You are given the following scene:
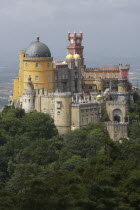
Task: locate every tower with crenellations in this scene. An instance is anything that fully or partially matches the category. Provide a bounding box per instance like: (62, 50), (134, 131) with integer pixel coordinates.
(67, 32), (84, 65)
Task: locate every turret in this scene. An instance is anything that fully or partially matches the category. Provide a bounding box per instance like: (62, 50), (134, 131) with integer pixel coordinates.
(119, 64), (130, 79)
(118, 64), (130, 93)
(22, 76), (35, 113)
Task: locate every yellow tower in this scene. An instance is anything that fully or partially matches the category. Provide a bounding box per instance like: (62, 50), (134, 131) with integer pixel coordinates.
(12, 37), (54, 100)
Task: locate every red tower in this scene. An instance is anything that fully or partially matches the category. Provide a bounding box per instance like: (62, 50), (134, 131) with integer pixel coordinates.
(67, 32), (84, 65)
(119, 64), (130, 79)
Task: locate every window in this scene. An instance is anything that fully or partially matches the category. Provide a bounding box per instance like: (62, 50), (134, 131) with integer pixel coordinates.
(35, 76), (39, 81)
(115, 73), (118, 78)
(35, 63), (39, 68)
(71, 39), (74, 43)
(51, 108), (54, 113)
(51, 98), (54, 104)
(86, 73), (89, 78)
(107, 73), (110, 78)
(47, 63), (50, 68)
(57, 101), (61, 109)
(94, 73), (96, 78)
(43, 108), (47, 113)
(57, 111), (61, 116)
(25, 63), (28, 68)
(36, 84), (38, 87)
(76, 39), (80, 44)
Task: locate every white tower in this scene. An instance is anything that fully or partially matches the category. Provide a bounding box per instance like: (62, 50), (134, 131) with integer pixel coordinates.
(22, 76), (35, 113)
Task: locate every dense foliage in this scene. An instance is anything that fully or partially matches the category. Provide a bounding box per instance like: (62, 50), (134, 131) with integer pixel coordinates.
(0, 106), (139, 209)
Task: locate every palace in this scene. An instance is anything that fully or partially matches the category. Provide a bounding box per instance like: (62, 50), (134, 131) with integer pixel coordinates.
(11, 33), (133, 141)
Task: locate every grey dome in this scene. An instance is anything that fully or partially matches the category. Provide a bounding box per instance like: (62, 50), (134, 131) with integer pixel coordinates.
(25, 38), (51, 58)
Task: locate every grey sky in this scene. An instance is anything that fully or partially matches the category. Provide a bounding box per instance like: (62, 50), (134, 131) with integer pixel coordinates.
(0, 0), (140, 66)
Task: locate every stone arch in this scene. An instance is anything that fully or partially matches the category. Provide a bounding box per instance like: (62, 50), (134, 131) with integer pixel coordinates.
(113, 109), (122, 122)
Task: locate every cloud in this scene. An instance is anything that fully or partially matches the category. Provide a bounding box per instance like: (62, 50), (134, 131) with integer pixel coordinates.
(0, 0), (140, 60)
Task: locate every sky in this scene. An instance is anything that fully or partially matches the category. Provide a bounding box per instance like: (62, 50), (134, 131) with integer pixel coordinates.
(0, 0), (140, 67)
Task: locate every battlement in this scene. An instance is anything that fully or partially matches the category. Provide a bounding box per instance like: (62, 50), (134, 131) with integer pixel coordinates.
(110, 92), (129, 95)
(68, 32), (83, 40)
(48, 92), (72, 98)
(86, 67), (119, 72)
(118, 64), (130, 70)
(72, 93), (97, 104)
(71, 102), (98, 107)
(35, 88), (72, 97)
(107, 101), (126, 105)
(104, 121), (129, 126)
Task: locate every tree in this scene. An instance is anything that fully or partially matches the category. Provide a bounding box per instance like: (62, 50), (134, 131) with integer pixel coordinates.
(62, 123), (112, 159)
(21, 112), (58, 140)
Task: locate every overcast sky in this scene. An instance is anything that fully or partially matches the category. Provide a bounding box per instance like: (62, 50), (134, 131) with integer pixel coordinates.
(0, 0), (140, 67)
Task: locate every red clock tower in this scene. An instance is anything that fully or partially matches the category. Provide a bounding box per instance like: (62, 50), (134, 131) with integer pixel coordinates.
(67, 32), (84, 65)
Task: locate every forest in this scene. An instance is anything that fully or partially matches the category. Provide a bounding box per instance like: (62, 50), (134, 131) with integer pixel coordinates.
(0, 93), (140, 209)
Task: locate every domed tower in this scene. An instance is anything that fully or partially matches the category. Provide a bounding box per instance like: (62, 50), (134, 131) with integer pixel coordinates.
(65, 54), (75, 69)
(73, 54), (82, 68)
(22, 76), (35, 113)
(13, 37), (54, 100)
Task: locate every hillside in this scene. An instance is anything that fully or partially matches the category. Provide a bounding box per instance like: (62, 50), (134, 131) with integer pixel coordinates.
(0, 104), (139, 209)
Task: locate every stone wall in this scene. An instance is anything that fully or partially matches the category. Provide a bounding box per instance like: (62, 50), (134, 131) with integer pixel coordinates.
(105, 122), (128, 141)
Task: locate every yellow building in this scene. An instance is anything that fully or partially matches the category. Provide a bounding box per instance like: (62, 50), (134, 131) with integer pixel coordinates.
(12, 37), (54, 100)
(82, 65), (130, 92)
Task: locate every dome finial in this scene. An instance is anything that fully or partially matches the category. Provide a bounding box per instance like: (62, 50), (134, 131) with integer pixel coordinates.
(37, 36), (40, 41)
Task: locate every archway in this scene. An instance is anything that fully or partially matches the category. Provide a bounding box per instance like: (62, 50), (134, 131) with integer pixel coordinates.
(114, 115), (121, 122)
(113, 109), (122, 122)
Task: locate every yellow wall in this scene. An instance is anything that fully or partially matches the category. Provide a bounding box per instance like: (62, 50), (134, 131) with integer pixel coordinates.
(82, 70), (120, 92)
(118, 80), (127, 93)
(13, 77), (19, 99)
(18, 50), (25, 97)
(13, 51), (54, 99)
